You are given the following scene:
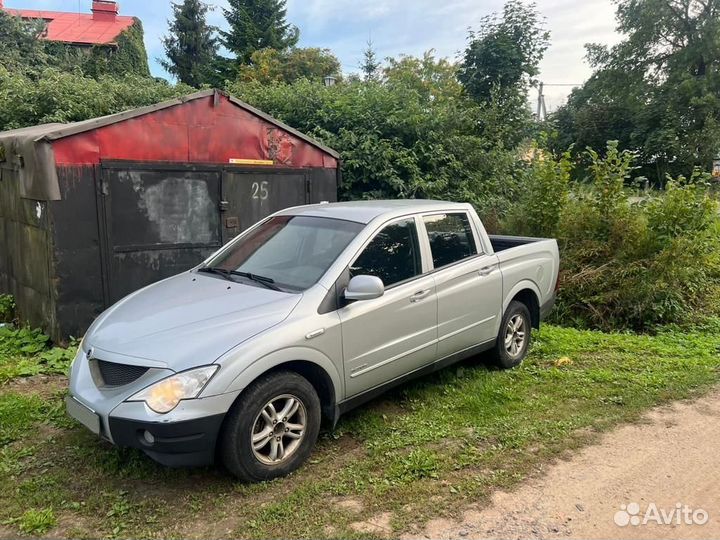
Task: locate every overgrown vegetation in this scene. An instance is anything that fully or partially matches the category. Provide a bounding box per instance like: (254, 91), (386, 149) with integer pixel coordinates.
(0, 326), (75, 384)
(505, 141), (720, 330)
(229, 54), (528, 214)
(0, 68), (193, 130)
(0, 11), (149, 80)
(0, 295), (14, 323)
(1, 318), (719, 538)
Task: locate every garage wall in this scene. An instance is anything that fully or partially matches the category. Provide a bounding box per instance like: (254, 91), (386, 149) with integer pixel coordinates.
(49, 166), (106, 339)
(50, 94), (339, 170)
(0, 166), (57, 337)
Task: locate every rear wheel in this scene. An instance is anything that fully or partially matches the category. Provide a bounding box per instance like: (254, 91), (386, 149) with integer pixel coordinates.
(490, 300), (532, 369)
(220, 371), (321, 482)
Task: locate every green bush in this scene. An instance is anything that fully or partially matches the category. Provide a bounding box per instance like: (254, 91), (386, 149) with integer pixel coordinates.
(227, 56), (530, 215)
(0, 295), (14, 323)
(504, 141), (720, 331)
(504, 142), (571, 237)
(0, 67), (193, 131)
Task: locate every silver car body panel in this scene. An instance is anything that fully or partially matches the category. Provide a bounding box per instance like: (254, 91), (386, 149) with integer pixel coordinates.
(68, 200), (559, 461)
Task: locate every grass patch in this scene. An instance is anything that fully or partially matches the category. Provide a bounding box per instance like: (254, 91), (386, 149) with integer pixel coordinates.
(0, 323), (719, 538)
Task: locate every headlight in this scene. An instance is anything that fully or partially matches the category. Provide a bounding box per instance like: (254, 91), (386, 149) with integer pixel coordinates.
(128, 366), (218, 414)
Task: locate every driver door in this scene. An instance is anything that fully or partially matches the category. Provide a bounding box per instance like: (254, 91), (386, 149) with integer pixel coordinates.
(339, 217), (438, 397)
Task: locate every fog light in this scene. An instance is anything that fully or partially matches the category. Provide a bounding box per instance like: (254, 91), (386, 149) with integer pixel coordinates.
(142, 430), (155, 445)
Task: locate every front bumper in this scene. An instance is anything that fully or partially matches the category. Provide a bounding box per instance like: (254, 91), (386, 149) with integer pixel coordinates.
(67, 346), (240, 468)
(109, 413), (226, 467)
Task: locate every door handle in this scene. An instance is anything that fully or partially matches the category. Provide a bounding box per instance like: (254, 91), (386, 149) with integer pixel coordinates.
(478, 265), (496, 277)
(410, 289), (432, 303)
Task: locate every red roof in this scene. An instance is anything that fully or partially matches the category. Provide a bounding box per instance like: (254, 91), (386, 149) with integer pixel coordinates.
(4, 7), (135, 45)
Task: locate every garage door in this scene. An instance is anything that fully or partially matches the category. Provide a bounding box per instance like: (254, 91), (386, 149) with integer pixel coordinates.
(221, 170), (309, 241)
(101, 166), (222, 303)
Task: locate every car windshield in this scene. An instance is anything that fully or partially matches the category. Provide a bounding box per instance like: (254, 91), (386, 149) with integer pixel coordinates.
(203, 215), (364, 292)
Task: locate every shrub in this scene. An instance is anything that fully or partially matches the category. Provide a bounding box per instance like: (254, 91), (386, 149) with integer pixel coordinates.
(504, 142), (571, 237)
(0, 67), (193, 131)
(504, 142), (720, 330)
(0, 295), (14, 323)
(227, 56), (530, 216)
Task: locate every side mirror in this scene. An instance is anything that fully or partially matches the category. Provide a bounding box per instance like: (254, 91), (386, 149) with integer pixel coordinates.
(344, 275), (385, 302)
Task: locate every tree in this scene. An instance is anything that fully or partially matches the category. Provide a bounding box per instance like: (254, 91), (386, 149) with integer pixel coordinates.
(360, 39), (381, 81)
(0, 11), (48, 73)
(161, 0), (218, 87)
(459, 0), (549, 103)
(237, 47), (341, 84)
(383, 51), (464, 103)
(227, 52), (532, 210)
(552, 0), (720, 182)
(220, 0), (299, 67)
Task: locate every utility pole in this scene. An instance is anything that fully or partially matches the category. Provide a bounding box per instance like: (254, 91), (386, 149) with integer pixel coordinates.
(536, 82), (547, 121)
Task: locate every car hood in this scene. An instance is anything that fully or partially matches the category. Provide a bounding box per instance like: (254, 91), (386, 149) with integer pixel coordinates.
(85, 272), (302, 372)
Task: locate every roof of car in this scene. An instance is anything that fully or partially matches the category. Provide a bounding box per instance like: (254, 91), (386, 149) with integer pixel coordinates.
(276, 200), (473, 224)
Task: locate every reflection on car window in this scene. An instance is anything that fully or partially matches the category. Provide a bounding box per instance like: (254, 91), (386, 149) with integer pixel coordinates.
(206, 216), (363, 291)
(350, 219), (421, 287)
(423, 213), (477, 268)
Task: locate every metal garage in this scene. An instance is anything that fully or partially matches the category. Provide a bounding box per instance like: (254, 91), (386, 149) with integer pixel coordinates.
(0, 89), (340, 340)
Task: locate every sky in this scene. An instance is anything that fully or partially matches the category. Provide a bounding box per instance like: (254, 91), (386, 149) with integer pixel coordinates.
(5, 0), (622, 111)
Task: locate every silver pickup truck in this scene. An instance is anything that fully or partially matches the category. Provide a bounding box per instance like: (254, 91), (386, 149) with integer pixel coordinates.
(67, 200), (559, 481)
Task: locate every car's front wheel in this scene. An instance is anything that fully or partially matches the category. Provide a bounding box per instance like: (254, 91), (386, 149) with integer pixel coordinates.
(219, 371), (321, 482)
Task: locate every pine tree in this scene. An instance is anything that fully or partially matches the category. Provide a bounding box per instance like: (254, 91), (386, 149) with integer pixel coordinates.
(160, 0), (218, 87)
(360, 38), (381, 81)
(220, 0), (299, 66)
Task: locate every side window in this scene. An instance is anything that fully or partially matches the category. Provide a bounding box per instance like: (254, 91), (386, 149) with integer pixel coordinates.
(350, 219), (421, 287)
(423, 213), (478, 269)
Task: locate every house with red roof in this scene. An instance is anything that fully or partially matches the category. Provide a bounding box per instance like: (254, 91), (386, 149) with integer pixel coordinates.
(0, 0), (149, 76)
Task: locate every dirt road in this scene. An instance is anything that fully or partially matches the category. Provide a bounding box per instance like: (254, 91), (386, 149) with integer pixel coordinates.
(408, 391), (720, 539)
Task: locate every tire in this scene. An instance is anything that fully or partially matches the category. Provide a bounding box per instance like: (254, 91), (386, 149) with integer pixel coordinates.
(219, 371), (321, 482)
(490, 300), (532, 369)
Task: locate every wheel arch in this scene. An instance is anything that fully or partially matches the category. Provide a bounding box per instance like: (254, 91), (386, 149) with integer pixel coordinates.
(504, 281), (542, 329)
(222, 349), (342, 427)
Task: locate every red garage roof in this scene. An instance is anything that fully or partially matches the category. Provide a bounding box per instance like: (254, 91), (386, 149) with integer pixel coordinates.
(2, 1), (135, 46)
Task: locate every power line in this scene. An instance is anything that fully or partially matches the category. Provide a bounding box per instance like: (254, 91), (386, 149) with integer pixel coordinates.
(536, 81), (582, 120)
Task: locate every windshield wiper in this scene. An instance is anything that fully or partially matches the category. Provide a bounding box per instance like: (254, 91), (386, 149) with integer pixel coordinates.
(198, 267), (282, 291)
(229, 271), (283, 291)
(197, 267), (234, 281)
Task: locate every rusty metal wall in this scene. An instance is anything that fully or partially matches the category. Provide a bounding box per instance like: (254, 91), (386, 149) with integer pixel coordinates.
(49, 166), (106, 339)
(1, 162), (338, 340)
(50, 94), (339, 170)
(0, 165), (58, 337)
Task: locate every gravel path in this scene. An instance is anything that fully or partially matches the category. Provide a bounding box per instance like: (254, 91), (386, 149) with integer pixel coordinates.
(408, 390), (720, 539)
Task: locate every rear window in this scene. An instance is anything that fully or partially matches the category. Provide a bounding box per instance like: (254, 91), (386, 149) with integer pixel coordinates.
(423, 213), (478, 269)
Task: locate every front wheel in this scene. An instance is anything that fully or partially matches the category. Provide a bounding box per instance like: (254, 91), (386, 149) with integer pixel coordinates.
(490, 300), (532, 369)
(219, 371), (321, 482)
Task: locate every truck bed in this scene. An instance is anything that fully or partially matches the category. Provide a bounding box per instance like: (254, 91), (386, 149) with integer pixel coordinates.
(489, 235), (549, 253)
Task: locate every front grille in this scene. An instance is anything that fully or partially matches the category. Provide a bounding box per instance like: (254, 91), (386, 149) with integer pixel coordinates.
(96, 359), (149, 387)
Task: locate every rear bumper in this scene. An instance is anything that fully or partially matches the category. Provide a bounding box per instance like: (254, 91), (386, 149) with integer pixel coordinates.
(108, 413), (226, 467)
(540, 292), (556, 321)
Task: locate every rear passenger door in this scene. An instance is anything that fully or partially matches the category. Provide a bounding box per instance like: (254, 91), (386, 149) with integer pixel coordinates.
(422, 212), (502, 359)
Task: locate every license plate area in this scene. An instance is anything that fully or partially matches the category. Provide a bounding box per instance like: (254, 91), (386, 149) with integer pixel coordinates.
(66, 396), (101, 435)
